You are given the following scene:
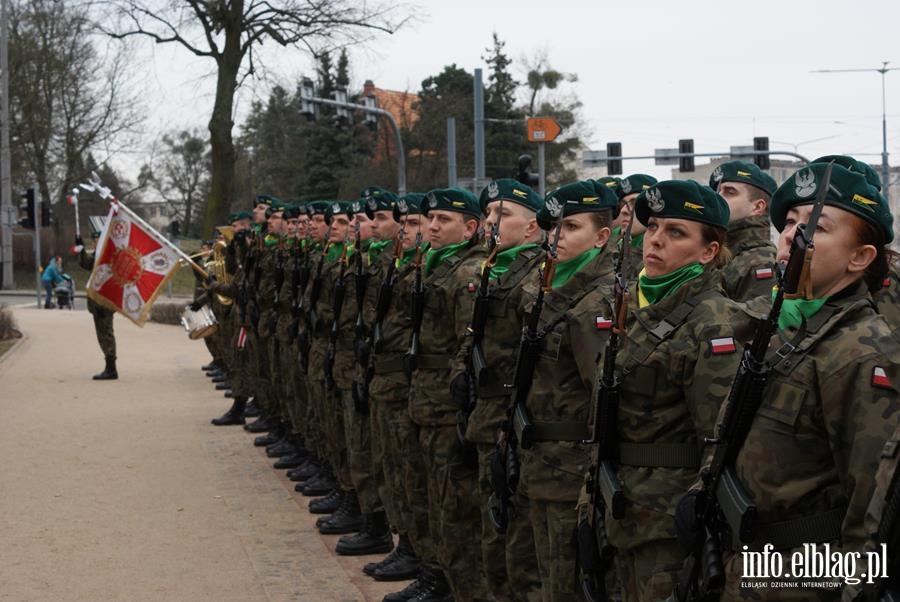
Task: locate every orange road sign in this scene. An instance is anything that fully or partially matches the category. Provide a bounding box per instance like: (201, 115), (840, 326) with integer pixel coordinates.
(527, 117), (562, 143)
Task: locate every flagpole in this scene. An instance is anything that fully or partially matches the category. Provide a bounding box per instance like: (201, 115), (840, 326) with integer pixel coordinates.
(114, 200), (209, 279)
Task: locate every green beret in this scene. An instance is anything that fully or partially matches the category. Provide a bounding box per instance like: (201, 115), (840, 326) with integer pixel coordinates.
(617, 174), (658, 199)
(537, 179), (619, 230)
(230, 210), (252, 223)
(635, 180), (730, 229)
(423, 187), (482, 219)
(770, 163), (893, 243)
(306, 200), (332, 216)
(393, 193), (425, 222)
(811, 155), (882, 190)
(265, 199), (286, 217)
(478, 178), (541, 214)
(361, 186), (399, 216)
(283, 204), (301, 219)
(255, 194), (281, 207)
(709, 161), (777, 196)
(594, 176), (622, 197)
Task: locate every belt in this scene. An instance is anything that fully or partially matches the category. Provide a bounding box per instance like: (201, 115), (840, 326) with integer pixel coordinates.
(617, 442), (700, 469)
(736, 507), (846, 551)
(374, 355), (405, 375)
(415, 354), (451, 371)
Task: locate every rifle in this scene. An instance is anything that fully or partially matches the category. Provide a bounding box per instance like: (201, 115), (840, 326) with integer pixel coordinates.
(289, 229), (310, 341)
(670, 162), (835, 602)
(579, 213), (634, 601)
(458, 200), (504, 451)
(488, 217), (564, 533)
(402, 226), (426, 381)
(325, 208), (352, 391)
(353, 217), (369, 342)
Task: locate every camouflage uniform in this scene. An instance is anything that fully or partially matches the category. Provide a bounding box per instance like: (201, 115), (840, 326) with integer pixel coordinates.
(450, 244), (544, 602)
(275, 242), (300, 431)
(256, 242), (281, 419)
(514, 249), (616, 602)
(874, 262), (900, 333)
(607, 268), (757, 601)
(408, 241), (491, 601)
(721, 215), (777, 302)
(211, 235), (255, 400)
(719, 282), (900, 600)
(79, 250), (116, 359)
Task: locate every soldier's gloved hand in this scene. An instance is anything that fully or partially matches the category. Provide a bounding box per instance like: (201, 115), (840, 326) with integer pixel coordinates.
(450, 372), (470, 410)
(189, 300), (203, 312)
(205, 272), (217, 286)
(75, 235), (84, 247)
(234, 229), (247, 245)
(675, 490), (704, 554)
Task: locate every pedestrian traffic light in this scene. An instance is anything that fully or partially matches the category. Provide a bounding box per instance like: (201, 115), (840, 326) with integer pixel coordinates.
(299, 77), (317, 120)
(606, 142), (622, 175)
(753, 136), (770, 170)
(18, 188), (35, 229)
(333, 87), (351, 123)
(40, 201), (52, 227)
(679, 139), (695, 172)
(516, 154), (539, 187)
(363, 94), (378, 130)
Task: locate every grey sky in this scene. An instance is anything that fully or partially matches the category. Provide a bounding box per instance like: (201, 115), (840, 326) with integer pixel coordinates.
(136, 0), (900, 184)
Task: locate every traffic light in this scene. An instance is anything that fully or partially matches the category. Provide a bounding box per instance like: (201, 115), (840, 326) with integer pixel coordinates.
(753, 136), (770, 170)
(679, 139), (695, 172)
(364, 94), (378, 130)
(169, 220), (180, 238)
(333, 87), (351, 123)
(516, 154), (539, 187)
(18, 188), (35, 229)
(40, 202), (52, 227)
(606, 142), (622, 175)
(299, 77), (317, 120)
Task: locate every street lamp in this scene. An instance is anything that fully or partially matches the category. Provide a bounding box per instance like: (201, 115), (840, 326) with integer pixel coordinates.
(812, 61), (899, 205)
(770, 135), (840, 155)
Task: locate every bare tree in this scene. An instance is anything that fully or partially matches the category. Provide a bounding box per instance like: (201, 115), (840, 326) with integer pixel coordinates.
(9, 0), (144, 234)
(99, 0), (411, 235)
(150, 129), (211, 237)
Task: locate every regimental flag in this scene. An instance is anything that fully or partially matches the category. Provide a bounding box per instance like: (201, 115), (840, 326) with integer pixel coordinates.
(86, 202), (182, 326)
(710, 336), (736, 354)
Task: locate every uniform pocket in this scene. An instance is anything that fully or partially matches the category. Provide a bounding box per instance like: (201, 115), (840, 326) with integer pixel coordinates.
(757, 380), (806, 427)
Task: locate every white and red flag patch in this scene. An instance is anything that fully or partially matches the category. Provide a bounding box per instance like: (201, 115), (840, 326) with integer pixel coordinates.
(754, 267), (774, 280)
(86, 202), (182, 326)
(237, 326), (248, 350)
(595, 316), (613, 330)
(884, 277), (892, 289)
(710, 336), (736, 354)
(872, 366), (893, 389)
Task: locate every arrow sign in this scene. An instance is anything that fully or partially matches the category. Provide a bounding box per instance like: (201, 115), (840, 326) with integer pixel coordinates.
(527, 117), (562, 143)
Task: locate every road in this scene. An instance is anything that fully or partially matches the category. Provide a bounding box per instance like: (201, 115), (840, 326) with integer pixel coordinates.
(0, 304), (402, 602)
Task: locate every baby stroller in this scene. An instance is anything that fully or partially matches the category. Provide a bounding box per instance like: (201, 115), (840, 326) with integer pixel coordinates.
(54, 274), (75, 310)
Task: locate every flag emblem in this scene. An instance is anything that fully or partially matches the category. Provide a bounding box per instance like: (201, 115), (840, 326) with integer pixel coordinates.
(467, 282), (476, 293)
(754, 267), (774, 280)
(710, 337), (736, 354)
(237, 326), (248, 350)
(873, 367), (892, 389)
(595, 316), (612, 330)
(884, 277), (892, 288)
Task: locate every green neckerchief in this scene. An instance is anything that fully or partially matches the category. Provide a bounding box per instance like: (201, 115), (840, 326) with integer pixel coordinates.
(631, 232), (644, 249)
(325, 241), (346, 263)
(264, 234), (279, 247)
(398, 244), (426, 267)
(638, 261), (704, 306)
(612, 226), (621, 240)
(368, 239), (392, 265)
(774, 289), (829, 331)
(424, 239), (469, 276)
(284, 237), (295, 249)
(552, 246), (602, 289)
(489, 243), (539, 280)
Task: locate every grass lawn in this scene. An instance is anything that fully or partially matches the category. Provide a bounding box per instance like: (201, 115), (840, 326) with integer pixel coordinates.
(0, 338), (16, 360)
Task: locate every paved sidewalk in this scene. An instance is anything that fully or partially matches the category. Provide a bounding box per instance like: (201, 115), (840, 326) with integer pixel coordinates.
(0, 306), (404, 601)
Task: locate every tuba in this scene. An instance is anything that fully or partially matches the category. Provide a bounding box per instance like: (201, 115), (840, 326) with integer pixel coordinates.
(208, 226), (234, 306)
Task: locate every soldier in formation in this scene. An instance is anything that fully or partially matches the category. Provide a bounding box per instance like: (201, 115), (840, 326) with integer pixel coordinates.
(187, 152), (898, 602)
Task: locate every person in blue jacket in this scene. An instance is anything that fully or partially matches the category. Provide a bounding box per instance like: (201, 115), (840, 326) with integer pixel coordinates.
(41, 256), (64, 308)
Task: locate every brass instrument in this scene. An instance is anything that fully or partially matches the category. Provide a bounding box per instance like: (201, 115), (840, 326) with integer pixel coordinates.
(207, 226), (234, 306)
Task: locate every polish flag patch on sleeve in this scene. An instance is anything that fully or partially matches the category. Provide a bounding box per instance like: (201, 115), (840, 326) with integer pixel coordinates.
(595, 316), (612, 330)
(754, 267), (774, 280)
(237, 326), (248, 350)
(467, 282), (477, 293)
(710, 336), (736, 354)
(872, 366), (893, 389)
(883, 277), (892, 289)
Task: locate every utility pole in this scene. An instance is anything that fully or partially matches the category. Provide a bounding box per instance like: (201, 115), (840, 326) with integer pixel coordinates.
(446, 117), (457, 187)
(473, 68), (485, 186)
(812, 61), (899, 206)
(0, 0), (13, 289)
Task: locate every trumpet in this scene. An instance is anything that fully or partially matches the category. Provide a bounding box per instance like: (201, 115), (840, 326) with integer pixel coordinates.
(207, 236), (233, 306)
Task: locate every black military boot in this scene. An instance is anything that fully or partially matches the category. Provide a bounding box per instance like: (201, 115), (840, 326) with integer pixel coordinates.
(211, 397), (246, 426)
(201, 361), (220, 372)
(383, 571), (431, 602)
(372, 534), (421, 581)
(211, 371), (228, 383)
(215, 381), (231, 390)
(308, 488), (343, 514)
(336, 511), (394, 556)
(92, 356), (118, 380)
(243, 399), (260, 417)
(288, 458), (320, 482)
(409, 569), (451, 602)
(273, 449), (307, 469)
(266, 431), (298, 458)
(298, 468), (337, 496)
(245, 414), (275, 434)
(318, 490), (363, 534)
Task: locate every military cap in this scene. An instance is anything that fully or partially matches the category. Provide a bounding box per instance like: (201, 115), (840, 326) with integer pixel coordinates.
(305, 200), (332, 216)
(393, 193), (425, 222)
(283, 204), (302, 219)
(229, 210), (252, 223)
(255, 194), (281, 207)
(361, 186), (399, 217)
(617, 174), (658, 199)
(478, 178), (542, 214)
(771, 163), (893, 243)
(709, 161), (777, 196)
(594, 176), (622, 197)
(634, 180), (730, 229)
(537, 179), (620, 230)
(811, 155), (882, 190)
(423, 187), (482, 219)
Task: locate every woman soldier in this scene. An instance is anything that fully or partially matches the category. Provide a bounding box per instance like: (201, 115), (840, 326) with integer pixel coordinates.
(604, 180), (757, 600)
(512, 180), (619, 601)
(690, 162), (900, 600)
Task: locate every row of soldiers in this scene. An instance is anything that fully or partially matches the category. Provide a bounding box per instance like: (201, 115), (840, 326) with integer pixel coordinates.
(193, 155), (900, 602)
